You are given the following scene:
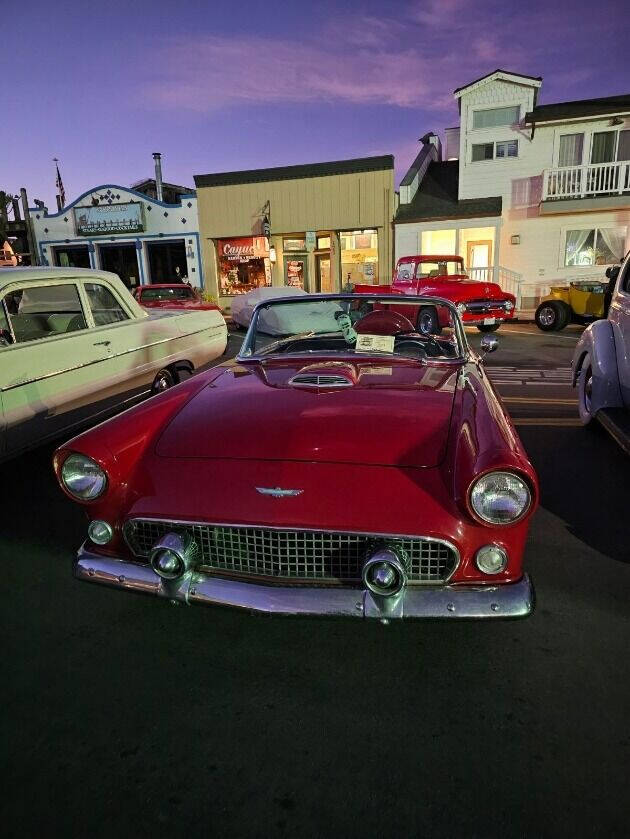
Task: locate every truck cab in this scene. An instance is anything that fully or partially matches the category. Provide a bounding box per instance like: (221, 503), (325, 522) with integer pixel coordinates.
(354, 255), (516, 334)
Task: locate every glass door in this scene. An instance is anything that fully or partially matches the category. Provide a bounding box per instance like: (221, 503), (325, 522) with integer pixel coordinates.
(316, 254), (332, 292)
(284, 255), (308, 290)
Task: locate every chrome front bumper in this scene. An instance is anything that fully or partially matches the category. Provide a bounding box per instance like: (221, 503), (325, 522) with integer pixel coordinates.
(74, 545), (534, 620)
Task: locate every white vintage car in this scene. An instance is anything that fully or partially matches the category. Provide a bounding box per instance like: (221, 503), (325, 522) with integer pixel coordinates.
(572, 254), (630, 453)
(0, 267), (227, 462)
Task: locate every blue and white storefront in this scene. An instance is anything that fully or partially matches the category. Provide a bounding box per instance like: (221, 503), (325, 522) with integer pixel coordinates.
(31, 185), (203, 290)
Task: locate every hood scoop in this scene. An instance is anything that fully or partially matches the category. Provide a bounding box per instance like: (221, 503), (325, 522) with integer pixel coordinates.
(288, 362), (357, 389)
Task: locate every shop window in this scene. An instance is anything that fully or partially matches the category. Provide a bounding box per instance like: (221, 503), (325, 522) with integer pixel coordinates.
(340, 229), (378, 285)
(53, 246), (91, 269)
(564, 227), (627, 267)
(217, 237), (271, 296)
(421, 230), (456, 255)
(283, 237), (306, 251)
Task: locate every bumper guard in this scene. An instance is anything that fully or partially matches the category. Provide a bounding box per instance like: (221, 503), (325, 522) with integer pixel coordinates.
(74, 544), (534, 620)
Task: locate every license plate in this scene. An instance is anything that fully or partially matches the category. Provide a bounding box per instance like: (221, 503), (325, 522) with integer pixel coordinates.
(483, 318), (496, 325)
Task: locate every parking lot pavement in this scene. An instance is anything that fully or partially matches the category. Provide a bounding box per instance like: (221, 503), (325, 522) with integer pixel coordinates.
(3, 319), (629, 838)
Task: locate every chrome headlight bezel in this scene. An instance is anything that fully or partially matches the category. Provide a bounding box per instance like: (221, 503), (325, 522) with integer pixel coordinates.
(469, 471), (532, 525)
(456, 302), (467, 315)
(60, 453), (108, 501)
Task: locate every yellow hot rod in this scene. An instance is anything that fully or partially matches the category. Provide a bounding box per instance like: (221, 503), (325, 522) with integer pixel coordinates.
(534, 279), (606, 332)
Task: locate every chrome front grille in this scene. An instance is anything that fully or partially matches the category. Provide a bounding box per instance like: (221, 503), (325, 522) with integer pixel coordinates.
(466, 299), (510, 314)
(123, 520), (458, 584)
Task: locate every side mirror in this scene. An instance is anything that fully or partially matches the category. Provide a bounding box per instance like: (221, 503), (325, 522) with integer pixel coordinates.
(480, 334), (498, 354)
(605, 265), (620, 281)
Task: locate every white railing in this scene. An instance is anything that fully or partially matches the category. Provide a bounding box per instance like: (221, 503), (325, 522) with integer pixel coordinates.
(542, 161), (630, 201)
(469, 265), (529, 311)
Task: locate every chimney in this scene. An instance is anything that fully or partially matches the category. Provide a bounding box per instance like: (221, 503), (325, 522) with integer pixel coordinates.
(153, 152), (164, 202)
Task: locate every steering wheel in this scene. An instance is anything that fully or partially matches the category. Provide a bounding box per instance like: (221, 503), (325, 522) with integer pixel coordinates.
(395, 340), (428, 359)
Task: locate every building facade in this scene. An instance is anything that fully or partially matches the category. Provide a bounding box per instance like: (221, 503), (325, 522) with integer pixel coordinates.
(31, 184), (203, 290)
(194, 156), (395, 308)
(395, 70), (630, 311)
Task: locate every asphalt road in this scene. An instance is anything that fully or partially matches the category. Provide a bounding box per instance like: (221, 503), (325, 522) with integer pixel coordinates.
(3, 323), (629, 838)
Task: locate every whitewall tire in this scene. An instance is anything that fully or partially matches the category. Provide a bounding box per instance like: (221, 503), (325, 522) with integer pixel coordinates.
(577, 353), (595, 426)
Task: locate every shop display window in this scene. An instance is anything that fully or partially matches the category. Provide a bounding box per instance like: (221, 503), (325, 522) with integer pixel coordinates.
(217, 237), (271, 296)
(340, 229), (379, 286)
(283, 238), (306, 252)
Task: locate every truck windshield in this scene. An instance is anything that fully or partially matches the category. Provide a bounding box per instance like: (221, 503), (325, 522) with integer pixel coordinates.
(416, 261), (464, 279)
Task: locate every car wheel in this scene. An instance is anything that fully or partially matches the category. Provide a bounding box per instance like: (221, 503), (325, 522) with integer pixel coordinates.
(535, 300), (569, 331)
(476, 323), (501, 333)
(577, 355), (595, 425)
(417, 306), (441, 336)
(152, 368), (175, 394)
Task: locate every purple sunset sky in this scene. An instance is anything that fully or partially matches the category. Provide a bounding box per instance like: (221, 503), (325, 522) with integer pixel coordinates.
(3, 0), (628, 208)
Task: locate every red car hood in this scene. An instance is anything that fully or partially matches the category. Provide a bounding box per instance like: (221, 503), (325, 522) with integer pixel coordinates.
(156, 360), (459, 468)
(421, 277), (514, 302)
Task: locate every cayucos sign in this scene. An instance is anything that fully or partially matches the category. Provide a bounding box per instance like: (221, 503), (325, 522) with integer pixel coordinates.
(219, 237), (268, 261)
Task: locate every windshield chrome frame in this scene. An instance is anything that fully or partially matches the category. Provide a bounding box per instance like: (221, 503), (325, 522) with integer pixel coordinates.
(237, 293), (469, 361)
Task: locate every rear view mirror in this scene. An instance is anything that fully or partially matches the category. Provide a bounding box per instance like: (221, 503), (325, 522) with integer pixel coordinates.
(480, 334), (498, 354)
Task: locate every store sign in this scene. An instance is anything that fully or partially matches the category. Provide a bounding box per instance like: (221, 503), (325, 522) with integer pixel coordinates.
(74, 202), (144, 236)
(305, 231), (316, 251)
(218, 237), (268, 262)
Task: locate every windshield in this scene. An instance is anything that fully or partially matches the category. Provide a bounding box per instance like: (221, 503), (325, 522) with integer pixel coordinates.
(397, 260), (464, 281)
(242, 295), (463, 361)
(141, 286), (194, 301)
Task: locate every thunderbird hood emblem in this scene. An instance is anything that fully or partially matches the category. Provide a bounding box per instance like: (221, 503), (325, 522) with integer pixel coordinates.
(256, 487), (304, 497)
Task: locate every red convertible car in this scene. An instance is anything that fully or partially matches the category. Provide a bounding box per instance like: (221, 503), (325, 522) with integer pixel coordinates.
(53, 294), (537, 621)
(354, 255), (516, 334)
(134, 283), (219, 311)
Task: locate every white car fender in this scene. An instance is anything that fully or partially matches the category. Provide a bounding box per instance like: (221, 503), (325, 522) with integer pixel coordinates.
(572, 319), (623, 413)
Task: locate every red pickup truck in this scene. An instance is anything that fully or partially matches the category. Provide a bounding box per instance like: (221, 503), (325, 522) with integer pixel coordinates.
(354, 255), (516, 333)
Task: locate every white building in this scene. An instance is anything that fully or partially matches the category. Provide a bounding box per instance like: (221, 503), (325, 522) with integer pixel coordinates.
(395, 70), (630, 311)
(31, 182), (203, 291)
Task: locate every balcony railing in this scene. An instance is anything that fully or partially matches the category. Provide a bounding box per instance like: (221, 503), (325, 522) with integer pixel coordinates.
(542, 161), (630, 201)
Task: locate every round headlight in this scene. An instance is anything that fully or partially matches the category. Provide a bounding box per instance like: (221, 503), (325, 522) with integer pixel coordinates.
(470, 471), (531, 524)
(505, 300), (514, 312)
(88, 519), (113, 545)
(151, 549), (185, 580)
(61, 453), (108, 500)
(475, 544), (508, 574)
(456, 302), (467, 315)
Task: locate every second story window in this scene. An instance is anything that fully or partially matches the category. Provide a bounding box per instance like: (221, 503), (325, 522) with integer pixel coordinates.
(558, 134), (584, 167)
(496, 140), (518, 158)
(591, 129), (630, 164)
(472, 140), (518, 162)
(472, 106), (520, 129)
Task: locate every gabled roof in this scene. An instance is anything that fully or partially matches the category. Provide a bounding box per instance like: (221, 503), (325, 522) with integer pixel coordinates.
(395, 161), (501, 223)
(454, 69), (542, 98)
(194, 155), (394, 188)
(525, 94), (630, 124)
